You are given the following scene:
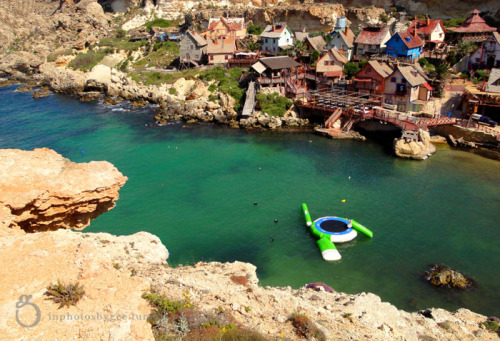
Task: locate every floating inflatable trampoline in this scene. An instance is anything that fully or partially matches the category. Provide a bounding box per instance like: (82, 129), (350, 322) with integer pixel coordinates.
(302, 203), (373, 261)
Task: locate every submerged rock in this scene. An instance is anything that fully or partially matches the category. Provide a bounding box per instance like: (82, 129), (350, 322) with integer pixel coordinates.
(32, 87), (51, 99)
(424, 264), (475, 289)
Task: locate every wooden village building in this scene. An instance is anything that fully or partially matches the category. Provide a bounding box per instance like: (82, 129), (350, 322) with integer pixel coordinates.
(354, 25), (391, 58)
(251, 56), (302, 95)
(350, 60), (393, 97)
(202, 17), (246, 40)
(326, 27), (356, 61)
(260, 23), (294, 55)
(179, 31), (207, 67)
(206, 38), (237, 65)
(314, 47), (347, 83)
(385, 31), (424, 61)
(467, 32), (500, 70)
(383, 65), (434, 113)
(447, 9), (497, 43)
(407, 16), (446, 49)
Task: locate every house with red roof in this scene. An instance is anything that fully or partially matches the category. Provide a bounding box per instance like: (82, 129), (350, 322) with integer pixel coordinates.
(350, 60), (393, 97)
(385, 31), (424, 60)
(354, 25), (391, 57)
(467, 32), (500, 70)
(260, 23), (294, 55)
(448, 9), (497, 43)
(202, 17), (246, 40)
(408, 16), (445, 48)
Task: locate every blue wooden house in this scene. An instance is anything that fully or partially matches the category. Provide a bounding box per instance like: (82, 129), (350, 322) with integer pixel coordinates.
(385, 31), (424, 60)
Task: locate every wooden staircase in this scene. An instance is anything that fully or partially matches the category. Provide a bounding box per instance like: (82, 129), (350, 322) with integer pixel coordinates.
(324, 108), (343, 128)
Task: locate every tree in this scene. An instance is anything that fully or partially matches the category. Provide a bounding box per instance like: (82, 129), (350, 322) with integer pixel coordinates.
(293, 40), (307, 57)
(310, 50), (320, 65)
(247, 41), (261, 52)
(343, 62), (360, 80)
(431, 62), (449, 81)
(247, 24), (263, 35)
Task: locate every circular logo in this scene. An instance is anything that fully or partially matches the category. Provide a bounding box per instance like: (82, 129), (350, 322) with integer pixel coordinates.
(15, 295), (41, 328)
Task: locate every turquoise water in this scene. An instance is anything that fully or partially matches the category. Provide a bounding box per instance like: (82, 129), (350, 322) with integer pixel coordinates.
(1, 85), (499, 316)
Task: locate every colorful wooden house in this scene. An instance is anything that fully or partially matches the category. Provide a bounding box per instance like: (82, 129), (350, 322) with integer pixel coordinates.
(467, 32), (500, 70)
(354, 25), (391, 57)
(351, 60), (393, 97)
(383, 65), (433, 113)
(179, 31), (207, 67)
(260, 23), (294, 54)
(326, 27), (356, 61)
(385, 31), (424, 60)
(407, 16), (445, 48)
(202, 17), (246, 40)
(315, 47), (347, 81)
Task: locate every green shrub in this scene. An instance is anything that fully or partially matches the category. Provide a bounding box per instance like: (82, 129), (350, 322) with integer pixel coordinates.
(256, 92), (292, 117)
(142, 292), (190, 315)
(247, 24), (263, 35)
(69, 50), (106, 71)
(198, 67), (247, 109)
(116, 28), (126, 38)
(169, 87), (178, 95)
(45, 280), (85, 308)
(208, 83), (217, 92)
(145, 18), (173, 30)
(418, 57), (429, 67)
(475, 70), (489, 81)
(444, 18), (466, 28)
(344, 62), (360, 79)
(380, 13), (390, 23)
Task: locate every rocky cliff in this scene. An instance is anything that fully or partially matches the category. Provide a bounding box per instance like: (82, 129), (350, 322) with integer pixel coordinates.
(0, 148), (127, 232)
(0, 228), (498, 340)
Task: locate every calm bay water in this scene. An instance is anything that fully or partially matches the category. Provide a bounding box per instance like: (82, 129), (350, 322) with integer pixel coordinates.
(1, 85), (499, 316)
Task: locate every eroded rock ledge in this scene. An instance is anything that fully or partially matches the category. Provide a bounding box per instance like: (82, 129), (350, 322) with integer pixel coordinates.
(0, 148), (127, 232)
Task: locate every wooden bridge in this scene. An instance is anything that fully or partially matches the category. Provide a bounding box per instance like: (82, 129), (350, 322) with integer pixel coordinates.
(296, 88), (457, 133)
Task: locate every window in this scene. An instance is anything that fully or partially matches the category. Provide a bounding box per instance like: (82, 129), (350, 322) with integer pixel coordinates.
(265, 39), (268, 43)
(210, 56), (214, 61)
(225, 55), (229, 60)
(401, 79), (406, 84)
(190, 45), (194, 50)
(391, 77), (396, 83)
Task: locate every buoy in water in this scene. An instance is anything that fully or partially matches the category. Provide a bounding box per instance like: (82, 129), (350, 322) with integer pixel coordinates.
(274, 219), (278, 223)
(254, 202), (258, 206)
(80, 150), (85, 154)
(341, 199), (346, 203)
(270, 238), (274, 242)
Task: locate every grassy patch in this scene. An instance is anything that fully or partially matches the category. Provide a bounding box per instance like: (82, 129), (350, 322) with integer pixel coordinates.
(69, 50), (106, 71)
(132, 41), (179, 69)
(145, 18), (175, 30)
(45, 280), (85, 308)
(47, 49), (74, 62)
(255, 92), (292, 117)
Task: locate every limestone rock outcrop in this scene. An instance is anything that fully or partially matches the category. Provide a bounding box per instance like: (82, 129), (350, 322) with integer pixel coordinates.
(424, 264), (475, 289)
(394, 129), (436, 160)
(0, 229), (167, 340)
(0, 148), (127, 232)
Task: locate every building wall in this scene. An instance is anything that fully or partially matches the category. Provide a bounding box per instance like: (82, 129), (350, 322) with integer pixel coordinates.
(316, 52), (343, 74)
(327, 34), (353, 60)
(278, 29), (293, 48)
(430, 24), (445, 43)
(179, 35), (205, 62)
(208, 53), (231, 64)
(354, 64), (385, 94)
(469, 37), (500, 70)
(383, 70), (409, 112)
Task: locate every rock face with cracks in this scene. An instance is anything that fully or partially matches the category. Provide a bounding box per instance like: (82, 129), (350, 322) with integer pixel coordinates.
(0, 148), (127, 232)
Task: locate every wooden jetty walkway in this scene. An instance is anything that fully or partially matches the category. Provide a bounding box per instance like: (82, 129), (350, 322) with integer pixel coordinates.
(242, 81), (256, 117)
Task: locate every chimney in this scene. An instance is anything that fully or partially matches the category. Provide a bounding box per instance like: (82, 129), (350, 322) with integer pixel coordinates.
(426, 15), (430, 26)
(345, 26), (349, 35)
(414, 28), (417, 37)
(302, 27), (306, 33)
